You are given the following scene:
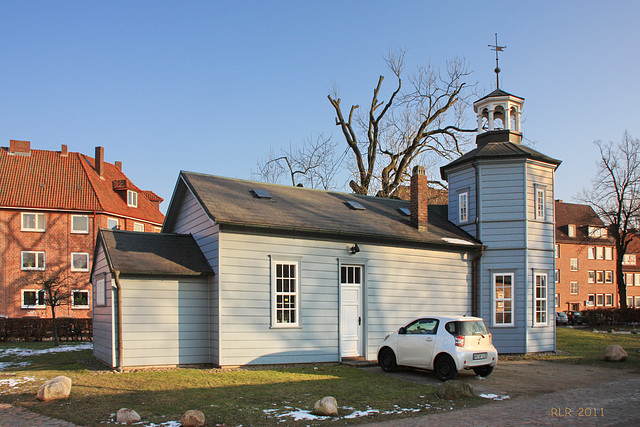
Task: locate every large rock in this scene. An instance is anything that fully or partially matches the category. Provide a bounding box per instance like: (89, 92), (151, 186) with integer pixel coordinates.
(36, 376), (72, 402)
(313, 396), (338, 416)
(604, 345), (628, 362)
(116, 408), (141, 425)
(180, 409), (205, 427)
(437, 380), (474, 399)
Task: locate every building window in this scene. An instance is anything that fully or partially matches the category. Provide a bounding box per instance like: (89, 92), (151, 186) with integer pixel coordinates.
(272, 261), (299, 327)
(588, 226), (607, 238)
(596, 294), (604, 306)
(95, 277), (106, 306)
(555, 293), (560, 308)
(605, 271), (613, 284)
(535, 186), (545, 220)
(596, 271), (604, 283)
(570, 282), (578, 295)
(71, 215), (89, 234)
(623, 254), (637, 265)
(133, 222), (145, 232)
(570, 258), (578, 271)
(628, 296), (634, 308)
(493, 273), (514, 326)
(626, 273), (634, 286)
(127, 190), (138, 207)
(21, 212), (45, 232)
(71, 253), (90, 272)
(588, 247), (595, 260)
(458, 191), (468, 223)
(635, 273), (640, 286)
(605, 294), (614, 306)
(154, 226), (162, 233)
(107, 218), (119, 230)
(22, 290), (45, 308)
(534, 273), (547, 325)
(21, 251), (45, 270)
(636, 296), (640, 308)
(568, 224), (576, 237)
(604, 247), (613, 260)
(587, 294), (595, 307)
(596, 246), (604, 260)
(588, 271), (595, 283)
(72, 290), (90, 309)
(555, 244), (560, 259)
(555, 269), (560, 283)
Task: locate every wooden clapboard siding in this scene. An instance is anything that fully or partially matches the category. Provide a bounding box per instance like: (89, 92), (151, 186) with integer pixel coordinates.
(91, 244), (113, 366)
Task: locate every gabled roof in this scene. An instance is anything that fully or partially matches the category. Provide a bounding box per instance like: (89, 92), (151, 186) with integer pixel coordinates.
(475, 88), (524, 103)
(164, 171), (481, 250)
(555, 201), (614, 245)
(0, 145), (164, 224)
(440, 141), (561, 179)
(95, 229), (213, 276)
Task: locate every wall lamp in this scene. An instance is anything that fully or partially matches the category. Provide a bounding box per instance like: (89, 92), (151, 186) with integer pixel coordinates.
(350, 243), (360, 255)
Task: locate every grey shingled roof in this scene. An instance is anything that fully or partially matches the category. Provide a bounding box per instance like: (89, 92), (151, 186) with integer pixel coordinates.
(98, 229), (213, 276)
(475, 88), (524, 103)
(169, 171), (481, 249)
(440, 141), (561, 179)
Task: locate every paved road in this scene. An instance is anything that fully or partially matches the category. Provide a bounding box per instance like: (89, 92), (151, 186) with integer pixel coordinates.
(364, 377), (640, 426)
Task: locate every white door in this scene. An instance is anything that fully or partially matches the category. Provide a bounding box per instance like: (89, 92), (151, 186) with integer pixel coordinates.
(340, 265), (363, 358)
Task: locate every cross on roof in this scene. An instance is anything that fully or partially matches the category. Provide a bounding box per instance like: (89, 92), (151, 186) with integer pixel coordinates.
(488, 33), (506, 89)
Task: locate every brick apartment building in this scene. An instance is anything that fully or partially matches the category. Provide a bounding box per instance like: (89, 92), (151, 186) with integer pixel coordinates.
(555, 201), (617, 311)
(0, 140), (164, 319)
(623, 232), (640, 308)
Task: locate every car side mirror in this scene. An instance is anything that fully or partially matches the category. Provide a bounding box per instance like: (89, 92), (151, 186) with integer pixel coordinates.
(398, 327), (407, 335)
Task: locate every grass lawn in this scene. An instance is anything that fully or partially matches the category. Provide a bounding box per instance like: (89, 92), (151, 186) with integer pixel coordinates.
(0, 342), (478, 426)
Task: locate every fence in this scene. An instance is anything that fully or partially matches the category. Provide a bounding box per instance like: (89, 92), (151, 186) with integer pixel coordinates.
(0, 317), (92, 342)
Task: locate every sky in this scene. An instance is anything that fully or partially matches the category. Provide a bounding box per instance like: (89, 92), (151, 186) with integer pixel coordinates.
(1, 1), (639, 213)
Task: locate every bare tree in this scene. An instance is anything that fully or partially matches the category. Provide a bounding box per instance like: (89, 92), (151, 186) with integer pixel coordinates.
(328, 50), (476, 197)
(581, 131), (640, 308)
(35, 268), (70, 346)
(254, 134), (341, 190)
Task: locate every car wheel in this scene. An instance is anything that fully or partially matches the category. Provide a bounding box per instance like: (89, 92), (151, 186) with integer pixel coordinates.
(434, 354), (457, 382)
(378, 347), (397, 372)
(473, 365), (494, 377)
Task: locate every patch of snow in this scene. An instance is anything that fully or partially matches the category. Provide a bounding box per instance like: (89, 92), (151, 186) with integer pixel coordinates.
(0, 376), (36, 392)
(0, 343), (93, 358)
(479, 393), (510, 401)
(343, 409), (380, 419)
(277, 409), (328, 421)
(0, 361), (31, 371)
(475, 375), (485, 380)
(442, 237), (475, 246)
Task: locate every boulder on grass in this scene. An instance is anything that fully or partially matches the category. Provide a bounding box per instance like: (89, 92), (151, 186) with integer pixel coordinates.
(116, 408), (141, 425)
(437, 380), (474, 399)
(604, 345), (628, 362)
(36, 376), (72, 402)
(313, 396), (338, 416)
(180, 409), (205, 427)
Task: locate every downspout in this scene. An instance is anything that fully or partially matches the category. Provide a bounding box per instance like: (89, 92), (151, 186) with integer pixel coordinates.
(471, 248), (484, 317)
(472, 161), (482, 318)
(113, 270), (123, 372)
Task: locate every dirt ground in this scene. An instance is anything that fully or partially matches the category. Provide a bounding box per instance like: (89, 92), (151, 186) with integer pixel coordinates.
(367, 360), (640, 399)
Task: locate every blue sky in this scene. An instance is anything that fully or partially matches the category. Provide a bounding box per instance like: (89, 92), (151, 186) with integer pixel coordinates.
(2, 1), (639, 213)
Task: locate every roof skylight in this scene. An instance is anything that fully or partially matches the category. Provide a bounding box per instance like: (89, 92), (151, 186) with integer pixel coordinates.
(397, 207), (411, 216)
(346, 201), (366, 210)
(252, 189), (272, 199)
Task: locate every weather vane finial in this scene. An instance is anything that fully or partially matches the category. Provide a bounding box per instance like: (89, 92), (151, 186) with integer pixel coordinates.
(488, 33), (506, 89)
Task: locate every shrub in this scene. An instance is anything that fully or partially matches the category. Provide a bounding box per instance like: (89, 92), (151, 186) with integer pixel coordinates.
(581, 308), (640, 328)
(0, 317), (92, 342)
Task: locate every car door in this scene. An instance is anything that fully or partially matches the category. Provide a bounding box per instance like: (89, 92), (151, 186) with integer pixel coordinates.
(396, 318), (439, 368)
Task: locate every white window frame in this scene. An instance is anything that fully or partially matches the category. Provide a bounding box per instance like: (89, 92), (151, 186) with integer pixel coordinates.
(535, 186), (546, 220)
(555, 244), (560, 259)
(21, 212), (45, 232)
(127, 190), (138, 207)
(604, 247), (613, 261)
(626, 273), (634, 286)
(154, 226), (162, 233)
(570, 281), (578, 295)
(588, 247), (595, 260)
(22, 289), (45, 309)
(133, 222), (145, 232)
(492, 273), (514, 327)
(587, 294), (595, 306)
(271, 259), (300, 328)
(555, 269), (560, 283)
(21, 251), (45, 270)
(95, 276), (106, 306)
(636, 296), (640, 308)
(588, 270), (595, 283)
(635, 273), (640, 286)
(72, 290), (90, 309)
(596, 246), (604, 260)
(555, 293), (560, 308)
(605, 294), (614, 307)
(71, 252), (90, 272)
(107, 218), (119, 230)
(596, 271), (604, 283)
(596, 294), (604, 306)
(71, 215), (89, 234)
(605, 271), (613, 284)
(570, 258), (578, 271)
(458, 191), (469, 223)
(628, 296), (634, 308)
(568, 224), (576, 237)
(623, 254), (637, 265)
(534, 273), (548, 326)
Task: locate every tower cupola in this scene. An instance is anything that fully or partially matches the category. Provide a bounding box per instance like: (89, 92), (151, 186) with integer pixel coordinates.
(473, 89), (524, 146)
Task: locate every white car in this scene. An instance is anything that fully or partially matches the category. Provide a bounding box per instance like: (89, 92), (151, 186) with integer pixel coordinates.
(377, 315), (498, 381)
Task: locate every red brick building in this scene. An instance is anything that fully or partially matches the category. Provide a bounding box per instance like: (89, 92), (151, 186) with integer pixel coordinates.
(555, 201), (617, 311)
(623, 232), (640, 308)
(0, 140), (164, 319)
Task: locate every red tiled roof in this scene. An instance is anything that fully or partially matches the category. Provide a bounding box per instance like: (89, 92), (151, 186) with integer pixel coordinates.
(555, 201), (614, 244)
(0, 145), (164, 224)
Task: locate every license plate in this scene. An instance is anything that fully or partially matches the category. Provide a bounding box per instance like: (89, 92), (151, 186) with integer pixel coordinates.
(473, 352), (487, 360)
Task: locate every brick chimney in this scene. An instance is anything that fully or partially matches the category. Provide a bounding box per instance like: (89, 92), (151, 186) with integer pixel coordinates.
(95, 146), (104, 178)
(410, 165), (429, 230)
(8, 140), (31, 156)
(115, 161), (122, 171)
(60, 144), (68, 157)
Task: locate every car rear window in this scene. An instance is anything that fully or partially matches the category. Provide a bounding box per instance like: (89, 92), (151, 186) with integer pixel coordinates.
(446, 320), (488, 336)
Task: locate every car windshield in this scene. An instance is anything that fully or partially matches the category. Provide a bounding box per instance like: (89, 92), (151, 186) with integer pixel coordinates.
(458, 320), (489, 336)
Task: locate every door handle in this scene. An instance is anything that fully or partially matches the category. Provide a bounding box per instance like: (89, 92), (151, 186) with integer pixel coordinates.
(358, 316), (361, 326)
(425, 337), (432, 342)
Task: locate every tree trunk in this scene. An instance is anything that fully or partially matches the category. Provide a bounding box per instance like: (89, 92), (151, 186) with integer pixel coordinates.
(616, 246), (628, 309)
(50, 305), (59, 347)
